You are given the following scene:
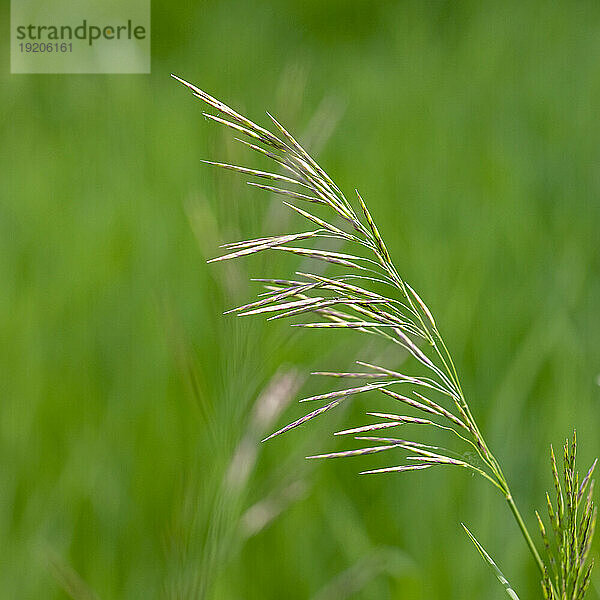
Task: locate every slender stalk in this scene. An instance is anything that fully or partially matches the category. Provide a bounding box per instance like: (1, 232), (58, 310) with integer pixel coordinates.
(506, 490), (546, 576)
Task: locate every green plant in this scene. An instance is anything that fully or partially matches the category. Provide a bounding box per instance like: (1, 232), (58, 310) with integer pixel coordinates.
(173, 74), (597, 599)
(537, 436), (597, 600)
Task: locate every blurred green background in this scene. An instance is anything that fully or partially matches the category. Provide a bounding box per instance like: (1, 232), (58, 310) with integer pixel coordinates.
(2, 1), (600, 598)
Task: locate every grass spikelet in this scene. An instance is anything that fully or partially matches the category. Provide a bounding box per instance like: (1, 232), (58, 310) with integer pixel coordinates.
(360, 464), (432, 475)
(334, 421), (406, 436)
(201, 159), (306, 186)
(208, 232), (321, 263)
(299, 382), (393, 403)
(247, 183), (324, 204)
(261, 400), (341, 442)
(355, 189), (392, 264)
(306, 445), (399, 460)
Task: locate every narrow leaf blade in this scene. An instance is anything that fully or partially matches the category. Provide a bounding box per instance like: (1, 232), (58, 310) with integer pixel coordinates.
(462, 524), (521, 600)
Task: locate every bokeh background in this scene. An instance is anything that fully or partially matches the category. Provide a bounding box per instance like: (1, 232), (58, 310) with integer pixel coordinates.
(2, 1), (600, 598)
